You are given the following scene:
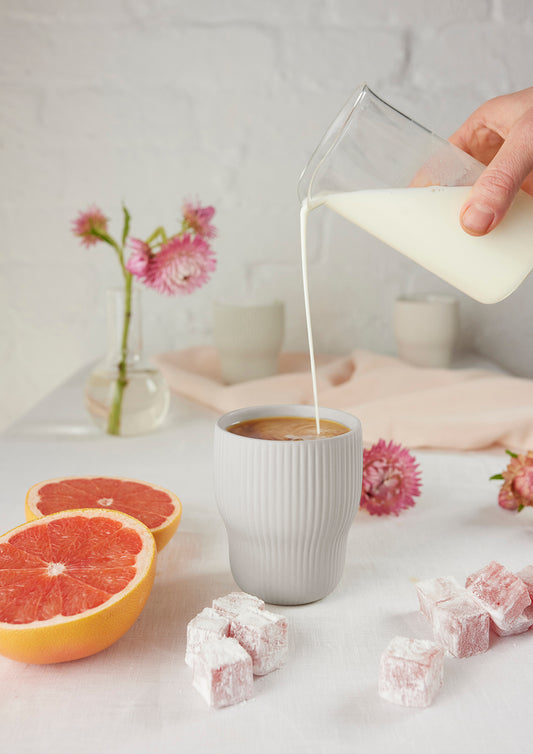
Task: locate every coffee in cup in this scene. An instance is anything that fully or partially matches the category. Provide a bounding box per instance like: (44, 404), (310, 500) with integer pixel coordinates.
(214, 404), (362, 605)
(226, 415), (349, 441)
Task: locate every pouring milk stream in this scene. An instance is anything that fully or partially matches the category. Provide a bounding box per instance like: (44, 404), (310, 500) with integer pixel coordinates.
(299, 86), (533, 434)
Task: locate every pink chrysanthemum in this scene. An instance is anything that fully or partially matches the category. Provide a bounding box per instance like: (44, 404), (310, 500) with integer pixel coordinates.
(182, 200), (217, 239)
(143, 233), (217, 295)
(360, 439), (422, 516)
(496, 451), (533, 511)
(126, 238), (153, 277)
(72, 205), (109, 247)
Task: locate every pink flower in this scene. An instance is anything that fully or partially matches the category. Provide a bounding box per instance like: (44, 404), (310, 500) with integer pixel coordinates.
(126, 238), (152, 277)
(143, 233), (217, 295)
(182, 200), (217, 239)
(72, 205), (109, 247)
(495, 451), (533, 511)
(360, 439), (422, 516)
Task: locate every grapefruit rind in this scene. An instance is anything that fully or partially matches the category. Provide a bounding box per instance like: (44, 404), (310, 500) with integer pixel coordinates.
(0, 509), (157, 664)
(25, 475), (182, 551)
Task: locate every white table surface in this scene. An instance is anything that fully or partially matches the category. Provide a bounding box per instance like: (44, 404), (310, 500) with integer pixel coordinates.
(1, 365), (531, 754)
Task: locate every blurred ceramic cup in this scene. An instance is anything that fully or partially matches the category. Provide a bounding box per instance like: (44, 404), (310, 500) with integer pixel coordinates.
(214, 404), (363, 606)
(213, 299), (285, 384)
(394, 293), (459, 368)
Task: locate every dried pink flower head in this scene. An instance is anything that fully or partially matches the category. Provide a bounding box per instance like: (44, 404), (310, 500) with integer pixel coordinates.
(142, 233), (216, 295)
(360, 439), (422, 516)
(72, 205), (109, 247)
(182, 200), (217, 239)
(126, 238), (152, 277)
(494, 451), (533, 511)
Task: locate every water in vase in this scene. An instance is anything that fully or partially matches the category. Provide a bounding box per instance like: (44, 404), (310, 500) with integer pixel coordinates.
(85, 366), (170, 437)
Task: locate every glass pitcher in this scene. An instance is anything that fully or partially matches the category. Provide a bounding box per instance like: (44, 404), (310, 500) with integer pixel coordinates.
(298, 84), (533, 304)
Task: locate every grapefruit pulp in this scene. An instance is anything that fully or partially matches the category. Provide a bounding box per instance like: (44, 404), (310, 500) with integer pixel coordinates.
(25, 476), (181, 551)
(0, 509), (156, 664)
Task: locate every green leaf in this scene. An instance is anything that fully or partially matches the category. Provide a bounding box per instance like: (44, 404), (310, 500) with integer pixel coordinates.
(121, 204), (131, 246)
(505, 449), (518, 458)
(489, 473), (504, 480)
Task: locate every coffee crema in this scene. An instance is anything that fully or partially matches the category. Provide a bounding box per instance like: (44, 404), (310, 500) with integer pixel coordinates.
(226, 416), (350, 441)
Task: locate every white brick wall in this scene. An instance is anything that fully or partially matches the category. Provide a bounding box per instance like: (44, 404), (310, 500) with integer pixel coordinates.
(1, 0), (532, 429)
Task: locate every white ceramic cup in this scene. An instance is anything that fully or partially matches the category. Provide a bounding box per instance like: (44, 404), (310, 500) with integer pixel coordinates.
(213, 300), (285, 384)
(393, 294), (459, 368)
(214, 404), (363, 605)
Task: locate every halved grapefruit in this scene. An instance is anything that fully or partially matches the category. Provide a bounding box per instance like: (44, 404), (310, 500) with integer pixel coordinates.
(25, 476), (181, 551)
(0, 509), (156, 664)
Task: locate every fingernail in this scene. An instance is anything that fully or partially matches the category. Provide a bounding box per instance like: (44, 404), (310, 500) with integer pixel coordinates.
(461, 203), (495, 235)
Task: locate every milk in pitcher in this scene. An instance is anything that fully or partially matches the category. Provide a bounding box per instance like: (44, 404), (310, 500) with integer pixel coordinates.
(324, 186), (533, 305)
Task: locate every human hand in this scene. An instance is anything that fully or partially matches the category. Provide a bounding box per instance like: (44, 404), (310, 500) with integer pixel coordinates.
(449, 87), (533, 235)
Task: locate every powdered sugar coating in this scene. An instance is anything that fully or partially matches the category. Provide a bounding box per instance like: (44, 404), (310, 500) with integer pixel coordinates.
(192, 637), (253, 708)
(491, 605), (533, 636)
(378, 636), (444, 708)
(516, 565), (533, 602)
(185, 607), (231, 667)
(432, 594), (490, 657)
(212, 592), (265, 620)
(466, 561), (531, 631)
(415, 576), (463, 620)
(230, 607), (288, 676)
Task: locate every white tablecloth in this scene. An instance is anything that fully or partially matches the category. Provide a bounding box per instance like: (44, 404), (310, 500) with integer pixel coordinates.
(0, 366), (530, 754)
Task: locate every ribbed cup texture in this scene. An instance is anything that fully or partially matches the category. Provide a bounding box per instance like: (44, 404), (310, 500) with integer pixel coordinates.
(214, 411), (362, 605)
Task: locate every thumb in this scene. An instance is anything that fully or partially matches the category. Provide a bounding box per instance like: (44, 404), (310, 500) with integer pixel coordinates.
(460, 111), (533, 236)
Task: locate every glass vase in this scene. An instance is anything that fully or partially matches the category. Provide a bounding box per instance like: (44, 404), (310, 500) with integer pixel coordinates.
(85, 286), (170, 436)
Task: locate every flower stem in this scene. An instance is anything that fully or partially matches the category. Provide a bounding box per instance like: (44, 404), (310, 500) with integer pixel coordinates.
(106, 268), (133, 436)
(146, 226), (167, 245)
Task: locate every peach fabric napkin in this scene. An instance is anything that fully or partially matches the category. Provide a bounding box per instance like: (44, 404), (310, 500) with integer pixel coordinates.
(154, 347), (533, 451)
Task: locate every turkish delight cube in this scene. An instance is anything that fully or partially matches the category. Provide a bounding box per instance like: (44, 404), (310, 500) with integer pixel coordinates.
(516, 565), (533, 602)
(212, 591), (265, 620)
(185, 607), (231, 667)
(192, 637), (253, 708)
(432, 594), (490, 657)
(415, 576), (463, 621)
(230, 607), (288, 676)
(378, 636), (444, 708)
(492, 605), (533, 637)
(466, 561), (531, 631)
